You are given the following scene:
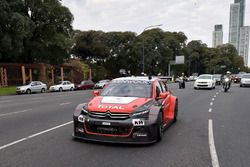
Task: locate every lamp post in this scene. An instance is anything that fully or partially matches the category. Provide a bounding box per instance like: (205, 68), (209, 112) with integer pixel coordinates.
(142, 24), (163, 74)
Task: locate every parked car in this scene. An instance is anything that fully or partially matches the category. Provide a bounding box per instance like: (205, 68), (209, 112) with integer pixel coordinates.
(75, 80), (95, 90)
(240, 74), (250, 87)
(194, 74), (216, 89)
(16, 81), (47, 94)
(94, 80), (110, 89)
(49, 81), (75, 92)
(213, 74), (222, 85)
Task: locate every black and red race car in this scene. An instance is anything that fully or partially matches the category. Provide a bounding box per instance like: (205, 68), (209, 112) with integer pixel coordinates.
(73, 76), (178, 144)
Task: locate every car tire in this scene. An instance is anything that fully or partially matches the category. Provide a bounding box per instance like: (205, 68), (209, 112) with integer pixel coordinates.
(240, 84), (242, 87)
(194, 87), (197, 89)
(26, 89), (31, 94)
(173, 100), (178, 123)
(157, 113), (164, 142)
(41, 88), (45, 93)
(59, 87), (63, 92)
(70, 87), (74, 91)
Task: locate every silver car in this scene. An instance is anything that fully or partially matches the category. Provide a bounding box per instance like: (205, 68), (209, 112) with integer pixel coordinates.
(16, 81), (47, 94)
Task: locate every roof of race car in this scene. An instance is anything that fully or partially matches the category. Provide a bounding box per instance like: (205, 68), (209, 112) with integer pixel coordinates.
(113, 76), (158, 82)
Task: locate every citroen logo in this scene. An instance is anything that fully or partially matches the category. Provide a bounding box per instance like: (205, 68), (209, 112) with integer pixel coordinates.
(105, 110), (112, 118)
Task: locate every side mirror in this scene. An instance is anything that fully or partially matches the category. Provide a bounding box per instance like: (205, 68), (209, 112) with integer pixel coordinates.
(93, 90), (100, 96)
(159, 92), (168, 99)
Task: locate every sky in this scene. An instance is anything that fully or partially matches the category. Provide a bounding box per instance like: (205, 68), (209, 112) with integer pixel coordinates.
(61, 0), (250, 66)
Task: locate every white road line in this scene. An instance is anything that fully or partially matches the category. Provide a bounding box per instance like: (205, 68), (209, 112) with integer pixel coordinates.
(212, 98), (215, 101)
(216, 92), (219, 95)
(214, 95), (216, 98)
(210, 102), (213, 106)
(59, 102), (71, 106)
(0, 121), (73, 151)
(209, 108), (212, 112)
(0, 109), (32, 117)
(31, 97), (44, 100)
(0, 100), (13, 103)
(208, 119), (220, 167)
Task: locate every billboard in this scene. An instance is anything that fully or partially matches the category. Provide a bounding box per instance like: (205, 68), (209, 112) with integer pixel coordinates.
(175, 55), (185, 64)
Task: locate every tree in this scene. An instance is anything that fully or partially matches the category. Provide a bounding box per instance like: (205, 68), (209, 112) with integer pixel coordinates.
(0, 0), (73, 64)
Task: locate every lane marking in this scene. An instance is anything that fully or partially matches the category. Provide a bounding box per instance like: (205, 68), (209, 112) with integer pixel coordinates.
(0, 109), (32, 117)
(212, 98), (215, 101)
(208, 119), (220, 167)
(59, 102), (72, 106)
(209, 108), (212, 112)
(0, 121), (73, 151)
(216, 92), (219, 95)
(214, 95), (216, 98)
(210, 102), (213, 106)
(0, 100), (13, 103)
(31, 97), (44, 100)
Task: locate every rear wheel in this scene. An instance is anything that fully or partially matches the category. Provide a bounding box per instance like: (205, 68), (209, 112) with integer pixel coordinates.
(41, 88), (45, 93)
(157, 113), (164, 141)
(59, 87), (63, 92)
(70, 87), (74, 91)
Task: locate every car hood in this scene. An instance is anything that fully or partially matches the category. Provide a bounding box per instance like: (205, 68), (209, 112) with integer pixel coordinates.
(242, 78), (250, 81)
(88, 96), (153, 113)
(17, 85), (29, 89)
(196, 79), (212, 82)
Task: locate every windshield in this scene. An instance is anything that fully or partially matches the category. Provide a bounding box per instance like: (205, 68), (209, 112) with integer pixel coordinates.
(199, 75), (212, 79)
(101, 80), (152, 98)
(242, 75), (250, 79)
(57, 81), (63, 85)
(80, 81), (85, 85)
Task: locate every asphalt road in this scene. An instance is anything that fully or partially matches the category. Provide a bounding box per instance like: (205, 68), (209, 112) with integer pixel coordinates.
(0, 82), (249, 167)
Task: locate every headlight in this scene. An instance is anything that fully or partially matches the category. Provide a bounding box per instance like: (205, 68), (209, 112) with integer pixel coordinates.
(225, 78), (229, 82)
(132, 110), (149, 118)
(81, 105), (89, 115)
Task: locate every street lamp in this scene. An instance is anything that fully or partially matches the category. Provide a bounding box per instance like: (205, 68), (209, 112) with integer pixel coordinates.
(142, 24), (163, 74)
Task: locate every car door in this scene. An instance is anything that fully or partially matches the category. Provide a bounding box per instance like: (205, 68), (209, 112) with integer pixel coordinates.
(159, 81), (171, 123)
(62, 82), (67, 90)
(36, 82), (43, 92)
(30, 82), (38, 92)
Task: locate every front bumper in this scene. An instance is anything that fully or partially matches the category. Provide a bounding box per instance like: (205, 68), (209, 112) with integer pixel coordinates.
(194, 83), (213, 88)
(16, 89), (26, 94)
(73, 115), (159, 144)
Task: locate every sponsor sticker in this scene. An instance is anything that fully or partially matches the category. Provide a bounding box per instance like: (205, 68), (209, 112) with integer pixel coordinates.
(132, 119), (145, 126)
(102, 122), (111, 126)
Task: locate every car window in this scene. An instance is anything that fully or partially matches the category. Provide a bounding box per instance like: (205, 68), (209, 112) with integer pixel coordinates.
(159, 81), (168, 92)
(155, 82), (162, 97)
(101, 80), (152, 98)
(63, 82), (67, 85)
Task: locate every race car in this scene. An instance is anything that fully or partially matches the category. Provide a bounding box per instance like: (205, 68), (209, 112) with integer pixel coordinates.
(73, 76), (178, 144)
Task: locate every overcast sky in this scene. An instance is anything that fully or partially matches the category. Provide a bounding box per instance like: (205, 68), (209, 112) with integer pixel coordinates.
(61, 0), (250, 66)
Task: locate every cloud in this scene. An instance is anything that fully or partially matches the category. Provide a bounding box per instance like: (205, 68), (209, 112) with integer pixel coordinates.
(62, 0), (250, 65)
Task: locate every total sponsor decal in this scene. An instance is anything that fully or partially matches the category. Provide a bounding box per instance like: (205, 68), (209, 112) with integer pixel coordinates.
(98, 105), (125, 110)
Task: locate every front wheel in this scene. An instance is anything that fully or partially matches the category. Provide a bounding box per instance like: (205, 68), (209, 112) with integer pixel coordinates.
(26, 89), (31, 94)
(59, 87), (63, 92)
(173, 100), (178, 123)
(157, 113), (164, 142)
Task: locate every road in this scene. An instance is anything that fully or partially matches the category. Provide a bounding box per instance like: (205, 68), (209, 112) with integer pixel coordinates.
(0, 82), (250, 167)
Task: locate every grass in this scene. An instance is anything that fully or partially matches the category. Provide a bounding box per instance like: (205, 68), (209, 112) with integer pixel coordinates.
(0, 86), (16, 95)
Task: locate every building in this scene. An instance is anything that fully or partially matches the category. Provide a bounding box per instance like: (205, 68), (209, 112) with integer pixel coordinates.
(234, 0), (245, 27)
(229, 3), (240, 50)
(212, 25), (223, 48)
(239, 26), (250, 66)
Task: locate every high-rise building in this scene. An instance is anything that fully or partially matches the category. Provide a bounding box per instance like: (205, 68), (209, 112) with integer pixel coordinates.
(239, 26), (250, 66)
(212, 25), (223, 48)
(229, 3), (240, 50)
(234, 0), (245, 26)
